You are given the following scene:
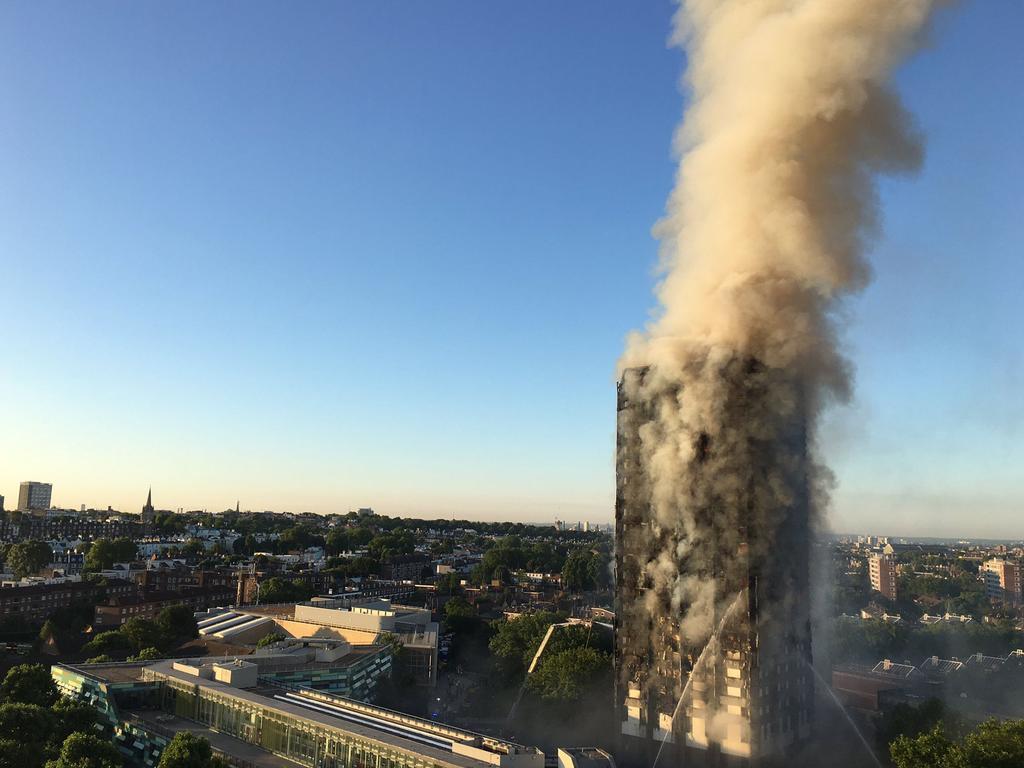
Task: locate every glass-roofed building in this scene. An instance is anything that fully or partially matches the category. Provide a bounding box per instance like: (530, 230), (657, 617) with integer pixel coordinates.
(52, 658), (545, 768)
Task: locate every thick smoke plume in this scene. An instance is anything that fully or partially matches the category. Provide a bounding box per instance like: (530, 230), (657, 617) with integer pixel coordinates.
(618, 0), (937, 723)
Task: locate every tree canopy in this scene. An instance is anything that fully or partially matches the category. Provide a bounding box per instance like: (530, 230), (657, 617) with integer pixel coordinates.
(1, 664), (58, 707)
(81, 631), (134, 658)
(527, 646), (610, 701)
(561, 549), (609, 593)
(489, 613), (610, 700)
(157, 732), (227, 768)
(257, 577), (313, 604)
(891, 719), (1024, 768)
(84, 539), (137, 571)
(0, 702), (55, 746)
(255, 632), (285, 649)
(5, 540), (52, 579)
(367, 529), (415, 561)
(44, 732), (122, 768)
(121, 617), (163, 650)
(156, 604), (199, 642)
(128, 647), (163, 662)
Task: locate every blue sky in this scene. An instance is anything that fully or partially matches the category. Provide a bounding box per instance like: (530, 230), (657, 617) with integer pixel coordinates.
(1, 2), (1020, 536)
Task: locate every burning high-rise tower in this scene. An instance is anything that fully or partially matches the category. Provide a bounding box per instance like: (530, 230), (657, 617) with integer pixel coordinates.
(614, 1), (939, 764)
(615, 362), (814, 765)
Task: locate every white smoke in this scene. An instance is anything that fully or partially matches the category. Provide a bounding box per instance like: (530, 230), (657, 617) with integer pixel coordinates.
(617, 0), (940, 746)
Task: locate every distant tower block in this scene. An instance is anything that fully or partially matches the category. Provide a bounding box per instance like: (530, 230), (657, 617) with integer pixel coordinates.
(869, 553), (898, 601)
(18, 481), (52, 513)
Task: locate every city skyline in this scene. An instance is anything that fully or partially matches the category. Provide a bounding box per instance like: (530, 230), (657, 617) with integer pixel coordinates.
(2, 2), (1022, 537)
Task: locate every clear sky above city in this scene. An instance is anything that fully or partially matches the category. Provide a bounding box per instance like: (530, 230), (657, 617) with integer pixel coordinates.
(1, 2), (1020, 537)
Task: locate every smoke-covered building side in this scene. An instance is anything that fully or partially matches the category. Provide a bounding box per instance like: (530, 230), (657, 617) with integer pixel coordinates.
(615, 362), (813, 765)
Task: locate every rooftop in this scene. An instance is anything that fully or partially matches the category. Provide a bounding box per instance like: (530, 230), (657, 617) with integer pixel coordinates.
(872, 660), (919, 680)
(61, 661), (150, 684)
(919, 656), (965, 675)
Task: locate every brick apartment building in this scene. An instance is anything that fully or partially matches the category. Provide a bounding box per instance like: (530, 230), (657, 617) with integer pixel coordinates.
(0, 515), (143, 542)
(0, 579), (135, 624)
(870, 553), (898, 601)
(379, 553), (431, 582)
(94, 585), (235, 628)
(983, 558), (1022, 605)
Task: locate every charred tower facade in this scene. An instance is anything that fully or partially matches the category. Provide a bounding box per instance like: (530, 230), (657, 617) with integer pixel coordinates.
(614, 362), (813, 766)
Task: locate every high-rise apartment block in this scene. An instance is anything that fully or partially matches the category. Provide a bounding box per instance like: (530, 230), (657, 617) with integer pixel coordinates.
(983, 559), (1022, 605)
(614, 367), (813, 766)
(869, 553), (898, 601)
(18, 481), (52, 512)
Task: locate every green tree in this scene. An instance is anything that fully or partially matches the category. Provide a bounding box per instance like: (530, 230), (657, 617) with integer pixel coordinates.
(348, 527), (374, 548)
(489, 612), (561, 679)
(181, 540), (206, 558)
(442, 597), (476, 635)
(587, 550), (611, 590)
(121, 618), (162, 651)
(0, 702), (55, 746)
(44, 732), (122, 768)
(84, 655), (114, 664)
(1, 664), (58, 707)
(527, 646), (610, 701)
(156, 604), (199, 644)
(278, 525), (323, 553)
(0, 739), (36, 768)
(343, 556), (380, 578)
(957, 719), (1024, 768)
(81, 631), (133, 657)
(524, 541), (562, 573)
(255, 632), (285, 649)
(325, 529), (350, 555)
(127, 647), (162, 662)
(891, 719), (1024, 768)
(377, 631), (404, 658)
(436, 573), (461, 595)
(257, 577), (313, 604)
(875, 698), (960, 754)
(5, 540), (52, 579)
(84, 539), (137, 571)
(891, 725), (955, 768)
(39, 619), (58, 643)
(50, 698), (98, 743)
(561, 550), (593, 593)
(368, 529), (415, 561)
(157, 732), (216, 768)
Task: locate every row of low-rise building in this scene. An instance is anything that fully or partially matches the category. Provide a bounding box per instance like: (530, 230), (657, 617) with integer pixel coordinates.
(834, 649), (1024, 717)
(0, 578), (137, 624)
(0, 514), (143, 543)
(840, 610), (975, 626)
